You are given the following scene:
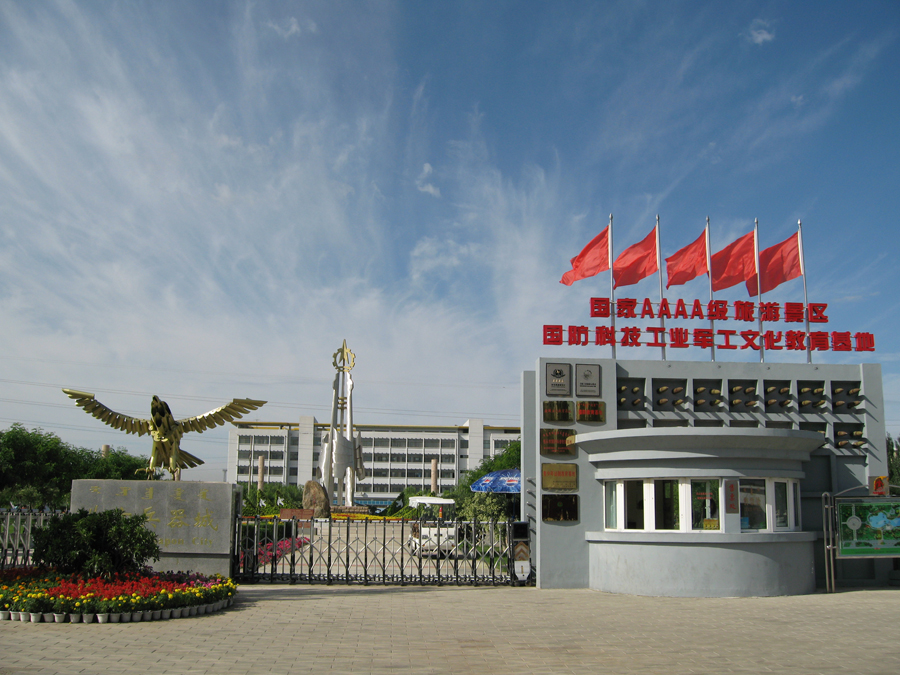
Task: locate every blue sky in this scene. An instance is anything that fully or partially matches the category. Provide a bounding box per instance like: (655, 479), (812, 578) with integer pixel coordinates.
(1, 1), (898, 481)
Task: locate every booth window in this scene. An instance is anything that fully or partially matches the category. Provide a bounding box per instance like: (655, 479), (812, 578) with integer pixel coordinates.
(691, 479), (720, 530)
(654, 480), (679, 530)
(604, 481), (617, 529)
(774, 481), (789, 528)
(739, 479), (767, 530)
(624, 480), (644, 529)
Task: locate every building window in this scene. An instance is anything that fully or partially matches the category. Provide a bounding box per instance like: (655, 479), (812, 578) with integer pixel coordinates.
(691, 479), (720, 530)
(290, 436), (299, 446)
(362, 453), (372, 462)
(289, 467), (298, 476)
(440, 454), (455, 464)
(373, 484), (390, 493)
(424, 454), (438, 464)
(408, 438), (424, 448)
(373, 453), (389, 463)
(390, 438), (406, 448)
(237, 450), (250, 459)
(390, 453), (406, 463)
(270, 451), (284, 460)
(390, 468), (405, 478)
(357, 484), (370, 491)
(374, 438), (389, 447)
(739, 479), (767, 530)
(494, 439), (509, 450)
(237, 465), (249, 475)
(605, 482), (617, 529)
(625, 480), (644, 530)
(238, 435), (252, 445)
(440, 470), (455, 479)
(407, 453), (423, 463)
(271, 436), (285, 445)
(483, 439), (491, 450)
(372, 469), (389, 477)
(312, 452), (320, 461)
(459, 439), (469, 449)
(269, 466), (283, 476)
(289, 452), (298, 460)
(408, 469), (423, 478)
(441, 439), (456, 449)
(362, 437), (374, 446)
(654, 480), (680, 530)
(424, 439), (440, 449)
(774, 481), (789, 528)
(254, 436), (269, 446)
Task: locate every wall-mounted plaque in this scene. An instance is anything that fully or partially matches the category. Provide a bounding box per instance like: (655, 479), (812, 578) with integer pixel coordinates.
(724, 479), (740, 514)
(575, 364), (601, 397)
(543, 400), (574, 423)
(576, 401), (605, 423)
(542, 494), (579, 522)
(542, 462), (578, 492)
(545, 363), (572, 397)
(540, 428), (576, 456)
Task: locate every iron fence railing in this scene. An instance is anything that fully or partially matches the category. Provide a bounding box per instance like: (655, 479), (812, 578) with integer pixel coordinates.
(0, 510), (64, 570)
(233, 516), (517, 586)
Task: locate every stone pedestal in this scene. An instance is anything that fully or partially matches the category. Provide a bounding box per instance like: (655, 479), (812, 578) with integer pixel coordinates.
(71, 480), (242, 577)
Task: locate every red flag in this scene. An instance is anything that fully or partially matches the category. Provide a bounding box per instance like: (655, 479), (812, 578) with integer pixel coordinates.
(746, 232), (801, 296)
(613, 226), (658, 288)
(665, 230), (707, 288)
(710, 231), (755, 292)
(560, 226), (610, 286)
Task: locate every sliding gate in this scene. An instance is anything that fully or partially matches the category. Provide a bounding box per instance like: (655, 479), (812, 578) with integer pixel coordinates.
(234, 516), (517, 585)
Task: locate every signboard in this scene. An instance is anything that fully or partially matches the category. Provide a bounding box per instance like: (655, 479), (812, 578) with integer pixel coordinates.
(543, 297), (876, 354)
(724, 480), (740, 514)
(575, 364), (601, 397)
(545, 363), (572, 396)
(543, 400), (573, 422)
(542, 462), (578, 492)
(835, 499), (900, 558)
(576, 401), (605, 423)
(540, 429), (576, 456)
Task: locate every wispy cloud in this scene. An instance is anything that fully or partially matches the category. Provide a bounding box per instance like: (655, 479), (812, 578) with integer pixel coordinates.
(415, 162), (441, 197)
(747, 19), (775, 46)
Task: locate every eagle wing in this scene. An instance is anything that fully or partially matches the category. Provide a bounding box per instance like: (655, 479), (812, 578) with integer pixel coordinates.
(177, 398), (267, 433)
(62, 389), (151, 436)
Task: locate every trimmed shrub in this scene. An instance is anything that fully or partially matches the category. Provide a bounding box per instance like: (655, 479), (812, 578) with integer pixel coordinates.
(32, 508), (161, 577)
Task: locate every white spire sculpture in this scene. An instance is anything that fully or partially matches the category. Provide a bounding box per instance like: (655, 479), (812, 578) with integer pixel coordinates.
(319, 340), (366, 506)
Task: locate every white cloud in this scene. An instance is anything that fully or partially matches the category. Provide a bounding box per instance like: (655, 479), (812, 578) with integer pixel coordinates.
(748, 19), (775, 46)
(265, 17), (317, 40)
(415, 162), (441, 197)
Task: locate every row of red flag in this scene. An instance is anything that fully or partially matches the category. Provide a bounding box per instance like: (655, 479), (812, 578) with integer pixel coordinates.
(561, 224), (802, 297)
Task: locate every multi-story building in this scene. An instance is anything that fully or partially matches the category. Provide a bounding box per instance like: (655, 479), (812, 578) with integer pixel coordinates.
(226, 417), (520, 506)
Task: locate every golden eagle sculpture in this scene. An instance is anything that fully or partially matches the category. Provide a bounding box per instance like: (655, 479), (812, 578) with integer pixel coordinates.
(62, 389), (266, 477)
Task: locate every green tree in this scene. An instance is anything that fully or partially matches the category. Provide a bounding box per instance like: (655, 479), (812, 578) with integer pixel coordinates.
(0, 424), (153, 509)
(444, 440), (521, 520)
(887, 434), (900, 495)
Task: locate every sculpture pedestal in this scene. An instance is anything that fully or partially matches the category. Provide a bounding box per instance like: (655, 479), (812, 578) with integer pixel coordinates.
(71, 479), (242, 577)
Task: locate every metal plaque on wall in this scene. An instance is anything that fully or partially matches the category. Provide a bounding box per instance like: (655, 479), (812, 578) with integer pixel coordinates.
(575, 364), (601, 397)
(545, 363), (572, 397)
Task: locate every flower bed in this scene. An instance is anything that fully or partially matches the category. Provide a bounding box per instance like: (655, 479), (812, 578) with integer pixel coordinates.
(0, 568), (237, 623)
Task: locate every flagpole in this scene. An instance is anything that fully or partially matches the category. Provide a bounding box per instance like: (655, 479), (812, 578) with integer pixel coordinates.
(753, 219), (764, 363)
(609, 214), (616, 360)
(706, 217), (715, 363)
(797, 219), (812, 364)
(656, 215), (666, 360)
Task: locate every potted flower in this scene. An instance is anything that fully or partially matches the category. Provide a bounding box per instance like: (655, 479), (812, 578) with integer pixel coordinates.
(52, 595), (72, 623)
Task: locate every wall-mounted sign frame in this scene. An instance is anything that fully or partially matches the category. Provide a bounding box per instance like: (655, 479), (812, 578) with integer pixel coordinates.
(542, 462), (578, 492)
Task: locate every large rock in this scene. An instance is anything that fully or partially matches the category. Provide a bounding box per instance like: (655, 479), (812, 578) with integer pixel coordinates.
(303, 480), (331, 518)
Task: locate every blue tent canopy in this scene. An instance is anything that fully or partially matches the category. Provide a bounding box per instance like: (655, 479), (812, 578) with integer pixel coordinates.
(470, 468), (521, 493)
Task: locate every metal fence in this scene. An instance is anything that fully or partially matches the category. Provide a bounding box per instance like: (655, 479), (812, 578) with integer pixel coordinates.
(0, 510), (63, 570)
(233, 516), (517, 585)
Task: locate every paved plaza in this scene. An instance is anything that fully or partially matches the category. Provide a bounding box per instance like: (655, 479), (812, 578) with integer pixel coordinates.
(1, 584), (899, 675)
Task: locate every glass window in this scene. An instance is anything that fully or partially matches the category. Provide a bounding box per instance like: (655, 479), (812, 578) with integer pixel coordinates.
(374, 438), (390, 447)
(424, 439), (440, 448)
(271, 436), (285, 445)
(793, 482), (801, 528)
(774, 482), (789, 528)
(238, 435), (252, 445)
(654, 480), (680, 530)
(625, 480), (644, 530)
(691, 480), (720, 530)
(408, 439), (424, 448)
(441, 439), (456, 448)
(739, 479), (767, 530)
(440, 470), (455, 479)
(390, 438), (406, 448)
(605, 482), (617, 529)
